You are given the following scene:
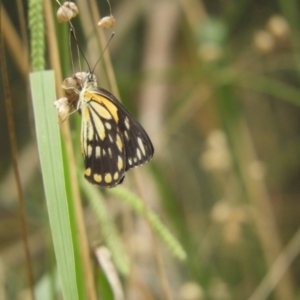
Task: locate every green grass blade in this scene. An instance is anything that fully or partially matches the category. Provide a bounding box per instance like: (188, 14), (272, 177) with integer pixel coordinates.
(80, 177), (130, 276)
(30, 70), (79, 300)
(109, 186), (187, 261)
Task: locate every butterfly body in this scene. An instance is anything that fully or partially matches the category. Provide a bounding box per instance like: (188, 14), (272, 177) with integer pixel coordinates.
(77, 73), (154, 187)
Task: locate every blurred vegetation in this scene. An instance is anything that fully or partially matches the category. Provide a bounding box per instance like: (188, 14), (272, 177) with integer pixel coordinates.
(1, 0), (300, 299)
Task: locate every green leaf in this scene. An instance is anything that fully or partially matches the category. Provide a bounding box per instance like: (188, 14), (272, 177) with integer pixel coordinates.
(30, 70), (79, 300)
(80, 177), (130, 276)
(109, 186), (187, 261)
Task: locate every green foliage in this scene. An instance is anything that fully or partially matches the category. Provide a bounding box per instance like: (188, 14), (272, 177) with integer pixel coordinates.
(30, 71), (79, 300)
(80, 178), (130, 276)
(3, 0), (300, 299)
(109, 186), (187, 261)
(28, 0), (45, 71)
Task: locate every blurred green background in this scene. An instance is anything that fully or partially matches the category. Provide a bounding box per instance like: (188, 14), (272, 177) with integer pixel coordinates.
(1, 0), (300, 299)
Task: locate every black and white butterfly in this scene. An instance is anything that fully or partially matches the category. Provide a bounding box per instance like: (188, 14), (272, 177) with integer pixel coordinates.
(76, 72), (154, 187)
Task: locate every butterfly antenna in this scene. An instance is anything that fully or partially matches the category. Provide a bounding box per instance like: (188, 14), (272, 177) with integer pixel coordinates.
(70, 26), (92, 73)
(91, 32), (115, 74)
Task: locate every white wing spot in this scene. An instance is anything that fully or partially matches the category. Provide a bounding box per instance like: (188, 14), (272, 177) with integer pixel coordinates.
(108, 134), (113, 143)
(108, 148), (113, 158)
(124, 117), (130, 130)
(118, 156), (123, 170)
(87, 121), (94, 141)
(133, 157), (137, 163)
(124, 130), (129, 141)
(87, 145), (93, 157)
(103, 149), (106, 156)
(137, 149), (142, 160)
(137, 137), (146, 156)
(95, 146), (101, 158)
(105, 122), (112, 130)
(113, 172), (119, 180)
(128, 158), (133, 166)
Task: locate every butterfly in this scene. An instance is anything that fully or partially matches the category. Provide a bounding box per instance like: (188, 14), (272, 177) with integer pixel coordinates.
(59, 72), (154, 188)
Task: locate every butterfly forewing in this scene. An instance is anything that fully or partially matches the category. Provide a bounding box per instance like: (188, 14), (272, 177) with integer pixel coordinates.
(81, 85), (154, 187)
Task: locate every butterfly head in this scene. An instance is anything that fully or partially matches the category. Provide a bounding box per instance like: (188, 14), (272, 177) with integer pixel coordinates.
(83, 72), (98, 88)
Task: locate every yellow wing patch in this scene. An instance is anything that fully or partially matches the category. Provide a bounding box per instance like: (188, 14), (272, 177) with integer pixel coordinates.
(105, 173), (112, 183)
(85, 92), (119, 122)
(93, 174), (102, 183)
(116, 134), (123, 152)
(85, 168), (91, 176)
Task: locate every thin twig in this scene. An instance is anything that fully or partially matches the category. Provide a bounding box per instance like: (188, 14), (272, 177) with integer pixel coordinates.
(133, 170), (173, 300)
(0, 4), (27, 76)
(0, 3), (35, 300)
(248, 227), (300, 300)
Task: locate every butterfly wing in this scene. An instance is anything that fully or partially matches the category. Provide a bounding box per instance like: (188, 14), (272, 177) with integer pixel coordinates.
(97, 88), (154, 171)
(81, 87), (154, 187)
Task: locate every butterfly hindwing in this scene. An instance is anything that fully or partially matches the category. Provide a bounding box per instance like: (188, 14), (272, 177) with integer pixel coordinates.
(81, 86), (153, 187)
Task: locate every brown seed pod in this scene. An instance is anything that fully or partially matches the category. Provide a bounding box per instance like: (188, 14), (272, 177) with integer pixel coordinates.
(61, 72), (87, 108)
(54, 97), (72, 121)
(61, 72), (86, 91)
(97, 15), (115, 29)
(57, 2), (79, 23)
